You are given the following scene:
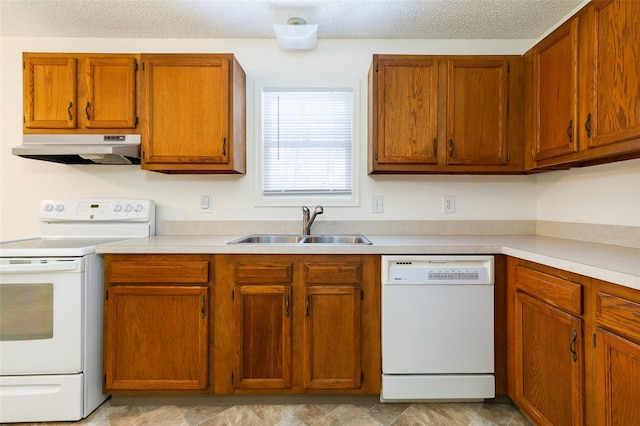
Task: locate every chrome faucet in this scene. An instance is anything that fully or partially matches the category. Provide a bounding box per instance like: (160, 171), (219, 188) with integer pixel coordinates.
(302, 205), (324, 235)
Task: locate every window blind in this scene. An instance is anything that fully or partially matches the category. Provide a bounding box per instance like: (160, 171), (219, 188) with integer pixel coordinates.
(262, 89), (353, 195)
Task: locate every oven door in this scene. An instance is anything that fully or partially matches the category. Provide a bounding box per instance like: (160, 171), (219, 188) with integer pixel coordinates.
(0, 258), (83, 374)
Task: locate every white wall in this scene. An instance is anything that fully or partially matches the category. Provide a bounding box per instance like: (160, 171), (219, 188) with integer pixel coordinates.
(1, 36), (637, 240)
(536, 158), (640, 227)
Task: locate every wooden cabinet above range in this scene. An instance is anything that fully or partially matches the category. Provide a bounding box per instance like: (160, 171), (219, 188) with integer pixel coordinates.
(23, 53), (139, 133)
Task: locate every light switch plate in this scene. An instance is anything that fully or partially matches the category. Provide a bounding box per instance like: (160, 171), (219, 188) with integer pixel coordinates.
(200, 195), (213, 213)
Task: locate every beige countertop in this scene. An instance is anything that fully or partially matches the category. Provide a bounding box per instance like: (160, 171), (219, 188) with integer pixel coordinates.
(96, 234), (640, 291)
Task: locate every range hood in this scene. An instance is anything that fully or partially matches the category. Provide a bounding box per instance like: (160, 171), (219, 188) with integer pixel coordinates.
(13, 134), (141, 165)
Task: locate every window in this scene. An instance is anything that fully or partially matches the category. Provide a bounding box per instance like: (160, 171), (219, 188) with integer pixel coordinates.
(260, 88), (354, 203)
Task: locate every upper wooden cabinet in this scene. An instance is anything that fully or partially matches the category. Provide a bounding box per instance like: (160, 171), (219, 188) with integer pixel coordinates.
(369, 54), (523, 174)
(529, 18), (580, 163)
(140, 54), (246, 174)
(23, 53), (138, 133)
(526, 0), (640, 169)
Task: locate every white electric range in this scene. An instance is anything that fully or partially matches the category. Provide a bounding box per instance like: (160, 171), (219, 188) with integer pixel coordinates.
(0, 199), (155, 423)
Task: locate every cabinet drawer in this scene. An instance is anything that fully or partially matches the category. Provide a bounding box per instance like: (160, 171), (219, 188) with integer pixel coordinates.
(234, 262), (293, 284)
(596, 291), (640, 344)
(515, 265), (582, 315)
(107, 261), (209, 284)
(304, 262), (362, 284)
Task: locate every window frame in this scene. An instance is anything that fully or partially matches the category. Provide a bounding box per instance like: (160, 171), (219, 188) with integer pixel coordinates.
(253, 75), (360, 207)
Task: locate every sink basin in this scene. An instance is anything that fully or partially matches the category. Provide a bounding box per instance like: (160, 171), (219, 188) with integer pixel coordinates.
(302, 235), (372, 245)
(228, 234), (372, 245)
(228, 235), (304, 244)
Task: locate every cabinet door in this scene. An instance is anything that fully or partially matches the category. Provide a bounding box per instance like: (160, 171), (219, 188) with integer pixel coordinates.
(446, 59), (509, 165)
(513, 291), (584, 426)
(143, 55), (230, 164)
(23, 56), (77, 129)
(596, 329), (640, 425)
(233, 285), (292, 389)
(303, 285), (362, 389)
(104, 285), (208, 390)
(84, 57), (137, 129)
(532, 19), (580, 160)
(585, 0), (640, 149)
(372, 56), (438, 166)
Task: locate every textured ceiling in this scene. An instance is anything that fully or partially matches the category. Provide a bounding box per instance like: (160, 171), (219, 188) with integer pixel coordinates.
(0, 0), (586, 40)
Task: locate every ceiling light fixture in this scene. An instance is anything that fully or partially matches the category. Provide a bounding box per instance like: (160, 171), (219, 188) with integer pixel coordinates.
(273, 17), (318, 51)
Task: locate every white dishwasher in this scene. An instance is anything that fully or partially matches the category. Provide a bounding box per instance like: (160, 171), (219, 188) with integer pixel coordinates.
(381, 255), (495, 401)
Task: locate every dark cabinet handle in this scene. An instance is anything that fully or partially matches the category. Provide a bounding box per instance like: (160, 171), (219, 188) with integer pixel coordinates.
(448, 139), (454, 157)
(569, 329), (577, 362)
(433, 138), (438, 155)
(200, 296), (206, 319)
(85, 102), (91, 120)
(567, 120), (574, 143)
(67, 102), (73, 121)
(223, 137), (227, 156)
(305, 295), (310, 317)
(584, 113), (592, 137)
(285, 294), (290, 317)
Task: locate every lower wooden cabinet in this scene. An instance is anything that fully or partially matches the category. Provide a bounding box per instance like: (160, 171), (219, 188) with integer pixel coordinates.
(103, 253), (379, 396)
(513, 290), (585, 425)
(104, 285), (209, 390)
(215, 254), (380, 394)
(507, 258), (640, 426)
(103, 254), (212, 393)
(233, 283), (292, 389)
(594, 283), (640, 426)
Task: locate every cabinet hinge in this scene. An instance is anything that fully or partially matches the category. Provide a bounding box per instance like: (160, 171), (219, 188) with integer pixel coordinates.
(593, 333), (597, 348)
(23, 60), (25, 70)
(231, 372), (234, 385)
(23, 115), (26, 124)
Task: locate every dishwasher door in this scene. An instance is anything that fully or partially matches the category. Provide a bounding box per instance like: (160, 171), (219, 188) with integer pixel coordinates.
(381, 255), (495, 401)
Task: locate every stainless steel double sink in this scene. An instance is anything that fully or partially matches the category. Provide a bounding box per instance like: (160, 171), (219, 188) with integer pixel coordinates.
(228, 234), (372, 245)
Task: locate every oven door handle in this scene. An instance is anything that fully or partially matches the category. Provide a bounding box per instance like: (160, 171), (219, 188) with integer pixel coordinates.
(0, 261), (80, 273)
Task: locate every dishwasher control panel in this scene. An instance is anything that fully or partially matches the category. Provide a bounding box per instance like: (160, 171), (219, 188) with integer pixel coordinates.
(383, 255), (494, 285)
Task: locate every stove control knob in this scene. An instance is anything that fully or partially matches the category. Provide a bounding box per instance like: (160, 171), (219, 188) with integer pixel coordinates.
(113, 204), (122, 212)
(134, 204), (144, 213)
(124, 204), (133, 212)
(55, 204), (65, 212)
(44, 203), (54, 212)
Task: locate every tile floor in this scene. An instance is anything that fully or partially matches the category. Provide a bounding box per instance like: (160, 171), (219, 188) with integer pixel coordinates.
(15, 398), (532, 425)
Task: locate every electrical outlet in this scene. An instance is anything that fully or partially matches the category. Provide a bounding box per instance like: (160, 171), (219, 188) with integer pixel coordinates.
(371, 195), (383, 213)
(200, 195), (213, 213)
(442, 195), (455, 214)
